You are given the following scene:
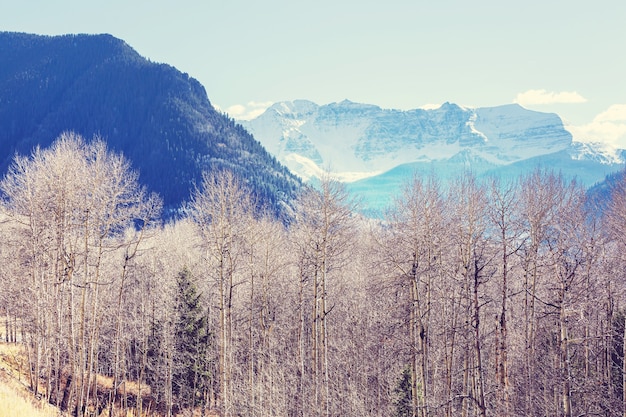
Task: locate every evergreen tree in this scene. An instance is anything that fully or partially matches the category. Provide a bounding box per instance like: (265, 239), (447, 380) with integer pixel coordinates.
(173, 267), (212, 409)
(145, 314), (166, 406)
(394, 367), (414, 417)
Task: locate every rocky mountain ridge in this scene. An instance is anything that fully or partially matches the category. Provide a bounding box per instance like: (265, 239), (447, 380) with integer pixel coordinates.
(242, 99), (624, 212)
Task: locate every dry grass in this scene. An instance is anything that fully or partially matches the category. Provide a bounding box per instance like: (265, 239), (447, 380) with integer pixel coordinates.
(0, 341), (220, 417)
(0, 342), (158, 417)
(0, 341), (49, 417)
(95, 373), (152, 397)
(0, 368), (66, 417)
(0, 342), (27, 379)
(0, 342), (64, 417)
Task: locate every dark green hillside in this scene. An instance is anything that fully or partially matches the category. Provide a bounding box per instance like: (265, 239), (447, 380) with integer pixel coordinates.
(0, 32), (301, 216)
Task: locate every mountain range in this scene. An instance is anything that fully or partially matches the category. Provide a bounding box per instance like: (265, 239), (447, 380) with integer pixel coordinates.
(0, 32), (301, 217)
(242, 100), (625, 213)
(1, 32), (623, 218)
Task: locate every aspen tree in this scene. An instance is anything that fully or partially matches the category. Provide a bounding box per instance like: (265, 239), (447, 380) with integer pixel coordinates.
(542, 179), (589, 417)
(602, 169), (626, 416)
(291, 175), (357, 417)
(517, 169), (568, 415)
(189, 169), (255, 417)
(486, 177), (522, 414)
(448, 173), (490, 417)
(380, 174), (446, 417)
(0, 132), (160, 416)
(140, 219), (202, 416)
(240, 215), (290, 416)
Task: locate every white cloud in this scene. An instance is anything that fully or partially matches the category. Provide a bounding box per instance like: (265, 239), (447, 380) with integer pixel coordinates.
(223, 101), (273, 120)
(593, 104), (626, 122)
(567, 104), (626, 149)
(514, 89), (587, 106)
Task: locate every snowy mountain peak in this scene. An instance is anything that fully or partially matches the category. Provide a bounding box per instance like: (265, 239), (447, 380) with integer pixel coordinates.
(267, 99), (318, 116)
(569, 141), (626, 165)
(242, 100), (574, 181)
(241, 99), (624, 213)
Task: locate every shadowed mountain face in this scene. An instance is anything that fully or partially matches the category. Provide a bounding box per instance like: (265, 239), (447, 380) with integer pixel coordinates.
(0, 32), (301, 217)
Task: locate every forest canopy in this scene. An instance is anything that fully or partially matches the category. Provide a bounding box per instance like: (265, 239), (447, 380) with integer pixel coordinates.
(1, 133), (626, 417)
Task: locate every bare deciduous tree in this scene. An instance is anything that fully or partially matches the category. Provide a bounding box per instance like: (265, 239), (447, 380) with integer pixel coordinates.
(290, 174), (357, 417)
(189, 168), (256, 416)
(0, 132), (160, 416)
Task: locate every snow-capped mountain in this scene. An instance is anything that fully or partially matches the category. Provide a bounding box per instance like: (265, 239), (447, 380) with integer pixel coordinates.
(242, 100), (624, 213)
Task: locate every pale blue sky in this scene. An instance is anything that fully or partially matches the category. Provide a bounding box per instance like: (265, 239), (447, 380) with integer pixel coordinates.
(2, 0), (625, 146)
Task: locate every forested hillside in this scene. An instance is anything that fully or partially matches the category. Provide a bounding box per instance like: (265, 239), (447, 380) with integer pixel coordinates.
(2, 133), (626, 417)
(0, 32), (301, 217)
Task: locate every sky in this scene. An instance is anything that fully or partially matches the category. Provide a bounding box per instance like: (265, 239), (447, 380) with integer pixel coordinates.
(2, 0), (625, 147)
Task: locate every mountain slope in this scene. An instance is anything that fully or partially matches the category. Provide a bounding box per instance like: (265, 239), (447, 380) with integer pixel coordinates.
(0, 32), (301, 216)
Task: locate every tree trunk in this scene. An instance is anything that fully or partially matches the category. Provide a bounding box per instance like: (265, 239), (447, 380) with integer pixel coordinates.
(622, 315), (626, 417)
(473, 261), (486, 417)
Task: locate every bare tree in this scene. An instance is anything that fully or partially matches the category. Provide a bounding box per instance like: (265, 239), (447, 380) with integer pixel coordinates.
(377, 174), (447, 417)
(447, 173), (492, 417)
(602, 169), (626, 416)
(486, 176), (523, 414)
(4, 140), (626, 417)
(0, 132), (160, 416)
(290, 174), (357, 417)
(189, 168), (256, 416)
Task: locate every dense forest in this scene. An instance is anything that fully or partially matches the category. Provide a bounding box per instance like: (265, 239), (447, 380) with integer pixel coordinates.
(0, 32), (301, 217)
(2, 132), (626, 417)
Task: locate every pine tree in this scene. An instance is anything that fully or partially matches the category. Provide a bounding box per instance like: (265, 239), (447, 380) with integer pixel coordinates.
(394, 367), (414, 417)
(172, 267), (212, 410)
(145, 314), (166, 406)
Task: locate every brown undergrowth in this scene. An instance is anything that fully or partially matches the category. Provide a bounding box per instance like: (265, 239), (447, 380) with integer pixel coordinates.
(0, 341), (220, 417)
(0, 342), (66, 417)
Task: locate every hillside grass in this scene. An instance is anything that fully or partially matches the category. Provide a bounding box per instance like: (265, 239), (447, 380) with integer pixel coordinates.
(0, 364), (65, 417)
(0, 380), (60, 417)
(0, 330), (214, 417)
(0, 327), (65, 417)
